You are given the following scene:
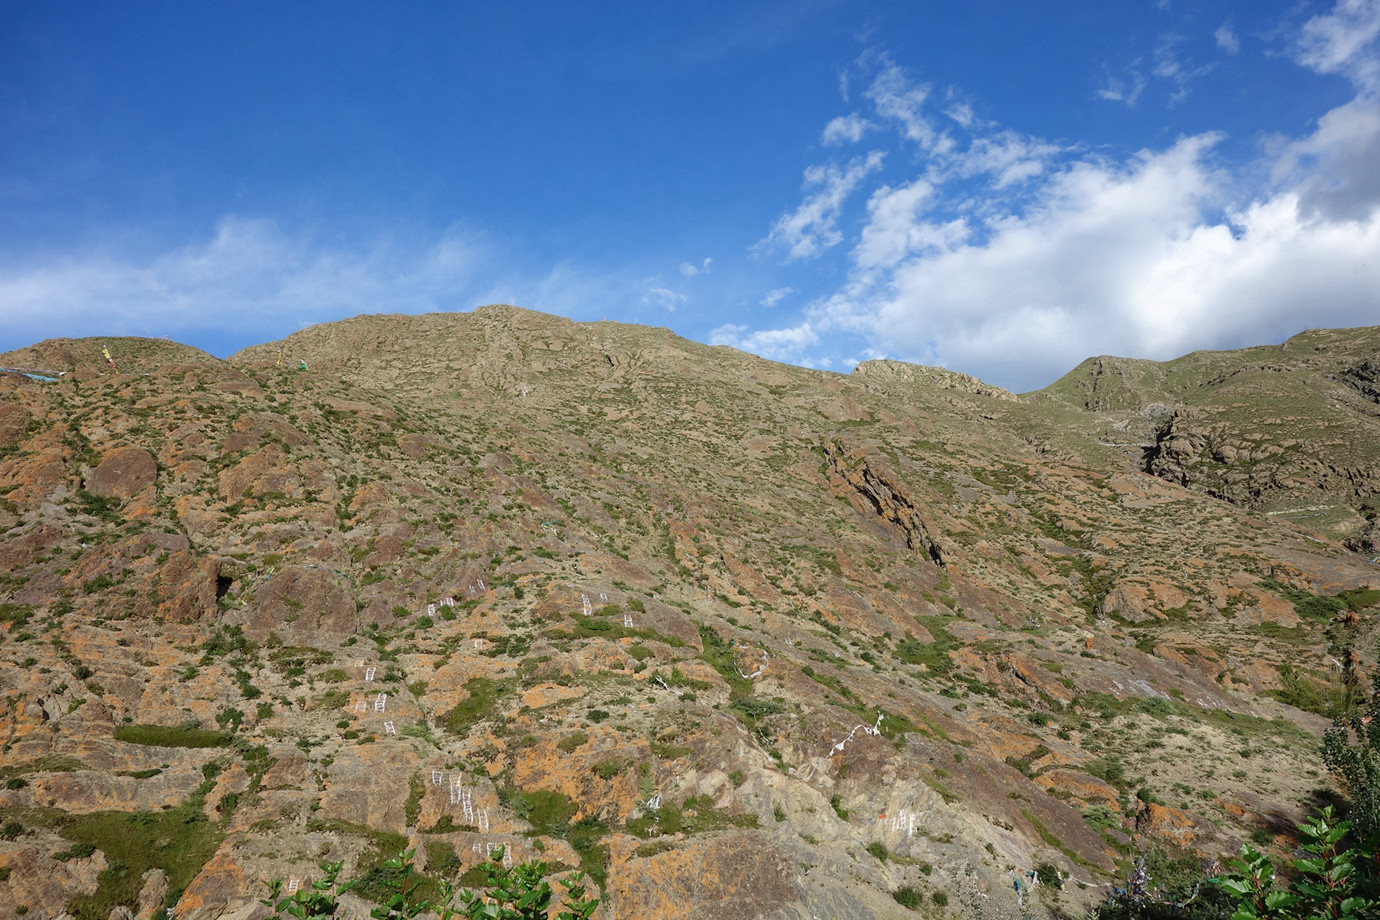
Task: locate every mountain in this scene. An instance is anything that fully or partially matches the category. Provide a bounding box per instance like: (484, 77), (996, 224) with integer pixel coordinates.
(0, 306), (1376, 920)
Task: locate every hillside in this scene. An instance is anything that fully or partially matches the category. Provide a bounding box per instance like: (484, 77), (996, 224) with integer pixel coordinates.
(0, 306), (1377, 920)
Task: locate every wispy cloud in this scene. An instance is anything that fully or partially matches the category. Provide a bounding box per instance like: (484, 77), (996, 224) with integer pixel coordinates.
(1096, 71), (1148, 106)
(0, 217), (660, 355)
(729, 11), (1380, 391)
(1152, 33), (1216, 105)
(641, 286), (687, 310)
(710, 320), (820, 364)
(863, 58), (951, 152)
(759, 286), (794, 308)
(1215, 23), (1240, 55)
(1293, 0), (1380, 92)
(679, 257), (713, 277)
(755, 151), (885, 260)
(822, 113), (873, 146)
(0, 217), (490, 352)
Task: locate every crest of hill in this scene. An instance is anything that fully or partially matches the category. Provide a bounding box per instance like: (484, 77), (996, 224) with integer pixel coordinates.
(850, 359), (1018, 401)
(1039, 325), (1380, 412)
(0, 336), (220, 378)
(5, 309), (1380, 918)
(1032, 324), (1380, 546)
(230, 304), (837, 398)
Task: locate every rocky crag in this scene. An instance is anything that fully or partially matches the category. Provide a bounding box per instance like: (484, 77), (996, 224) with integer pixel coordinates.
(0, 306), (1376, 920)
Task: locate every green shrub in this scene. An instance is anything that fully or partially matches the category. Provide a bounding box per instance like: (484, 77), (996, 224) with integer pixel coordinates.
(557, 732), (588, 753)
(893, 886), (923, 909)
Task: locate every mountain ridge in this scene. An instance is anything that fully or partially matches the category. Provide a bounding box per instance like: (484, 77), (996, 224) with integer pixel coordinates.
(0, 308), (1377, 920)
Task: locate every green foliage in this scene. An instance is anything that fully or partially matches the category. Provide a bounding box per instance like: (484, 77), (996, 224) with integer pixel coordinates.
(202, 625), (255, 659)
(1323, 666), (1380, 841)
(263, 860), (353, 920)
(1214, 808), (1372, 920)
(1273, 663), (1347, 719)
(73, 489), (123, 523)
(1035, 862), (1063, 889)
(54, 841), (97, 861)
(895, 621), (960, 674)
(507, 788), (579, 836)
(60, 797), (225, 920)
(113, 723), (232, 748)
(448, 848), (598, 920)
(592, 758), (626, 779)
(865, 840), (889, 861)
(557, 732), (588, 753)
(441, 678), (509, 735)
(893, 886), (923, 909)
(1260, 579), (1378, 621)
(1085, 755), (1127, 787)
(367, 849), (432, 920)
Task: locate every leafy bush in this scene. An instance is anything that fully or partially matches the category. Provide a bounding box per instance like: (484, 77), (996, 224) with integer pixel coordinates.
(892, 886), (923, 909)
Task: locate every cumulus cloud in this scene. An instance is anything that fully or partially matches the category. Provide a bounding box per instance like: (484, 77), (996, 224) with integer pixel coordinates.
(710, 321), (819, 364)
(731, 12), (1380, 391)
(1294, 0), (1380, 92)
(756, 151), (885, 260)
(1275, 96), (1380, 221)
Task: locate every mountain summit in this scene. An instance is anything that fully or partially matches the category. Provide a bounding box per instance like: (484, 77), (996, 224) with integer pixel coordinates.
(0, 308), (1377, 919)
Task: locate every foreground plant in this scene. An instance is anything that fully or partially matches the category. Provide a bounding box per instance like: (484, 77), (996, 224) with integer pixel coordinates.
(1215, 807), (1373, 920)
(265, 847), (598, 920)
(444, 847), (598, 920)
(262, 859), (353, 920)
(370, 848), (432, 920)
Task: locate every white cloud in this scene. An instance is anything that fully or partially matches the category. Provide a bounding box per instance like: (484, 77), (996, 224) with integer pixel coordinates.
(852, 178), (955, 273)
(944, 101), (978, 129)
(943, 130), (1062, 188)
(822, 113), (872, 146)
(864, 61), (950, 152)
(1152, 34), (1215, 105)
(710, 321), (819, 363)
(1097, 72), (1148, 106)
(835, 125), (1379, 390)
(1274, 96), (1380, 221)
(759, 286), (794, 308)
(1294, 0), (1380, 92)
(756, 150), (885, 260)
(734, 19), (1380, 391)
(0, 217), (489, 351)
(642, 287), (687, 310)
(679, 257), (713, 277)
(1215, 23), (1240, 55)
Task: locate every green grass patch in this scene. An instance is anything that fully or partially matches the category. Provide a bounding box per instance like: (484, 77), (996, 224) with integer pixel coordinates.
(58, 800), (224, 920)
(440, 678), (511, 735)
(113, 724), (232, 749)
(896, 619), (961, 674)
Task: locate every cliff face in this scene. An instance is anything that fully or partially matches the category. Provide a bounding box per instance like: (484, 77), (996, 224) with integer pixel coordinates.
(0, 308), (1376, 920)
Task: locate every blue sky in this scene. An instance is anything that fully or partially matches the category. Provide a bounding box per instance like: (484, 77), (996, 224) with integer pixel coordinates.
(2, 1), (1377, 391)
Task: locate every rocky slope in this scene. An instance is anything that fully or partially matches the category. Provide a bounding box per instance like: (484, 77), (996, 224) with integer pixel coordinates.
(0, 306), (1376, 920)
